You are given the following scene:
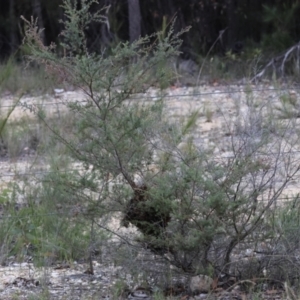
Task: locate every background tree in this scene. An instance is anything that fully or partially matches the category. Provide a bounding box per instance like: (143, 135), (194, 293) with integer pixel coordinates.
(32, 0), (45, 45)
(1, 0), (300, 60)
(128, 0), (141, 43)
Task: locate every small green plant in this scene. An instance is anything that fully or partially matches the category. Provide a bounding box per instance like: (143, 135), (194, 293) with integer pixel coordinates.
(111, 280), (130, 300)
(275, 92), (300, 119)
(0, 93), (22, 132)
(0, 59), (57, 95)
(204, 106), (213, 122)
(152, 290), (166, 300)
(0, 183), (22, 263)
(0, 93), (41, 160)
(27, 287), (51, 300)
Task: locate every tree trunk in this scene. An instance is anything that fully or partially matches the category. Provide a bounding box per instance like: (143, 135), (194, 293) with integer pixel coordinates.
(128, 0), (141, 43)
(32, 0), (45, 45)
(9, 0), (17, 54)
(226, 0), (238, 50)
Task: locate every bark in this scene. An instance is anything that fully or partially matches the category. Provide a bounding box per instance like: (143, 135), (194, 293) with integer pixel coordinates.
(32, 0), (45, 45)
(9, 0), (17, 53)
(226, 0), (238, 49)
(128, 0), (141, 43)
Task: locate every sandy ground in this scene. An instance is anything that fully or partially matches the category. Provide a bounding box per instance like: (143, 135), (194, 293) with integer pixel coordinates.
(1, 84), (300, 197)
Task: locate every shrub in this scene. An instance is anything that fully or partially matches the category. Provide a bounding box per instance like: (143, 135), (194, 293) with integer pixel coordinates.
(21, 0), (300, 288)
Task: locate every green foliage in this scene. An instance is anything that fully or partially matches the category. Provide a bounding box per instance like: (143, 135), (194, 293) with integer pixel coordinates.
(0, 95), (21, 134)
(19, 0), (300, 287)
(0, 175), (101, 264)
(111, 280), (130, 300)
(0, 57), (15, 88)
(273, 196), (300, 248)
(0, 59), (56, 95)
(262, 2), (300, 51)
(60, 0), (107, 55)
(22, 1), (197, 272)
(275, 92), (300, 119)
